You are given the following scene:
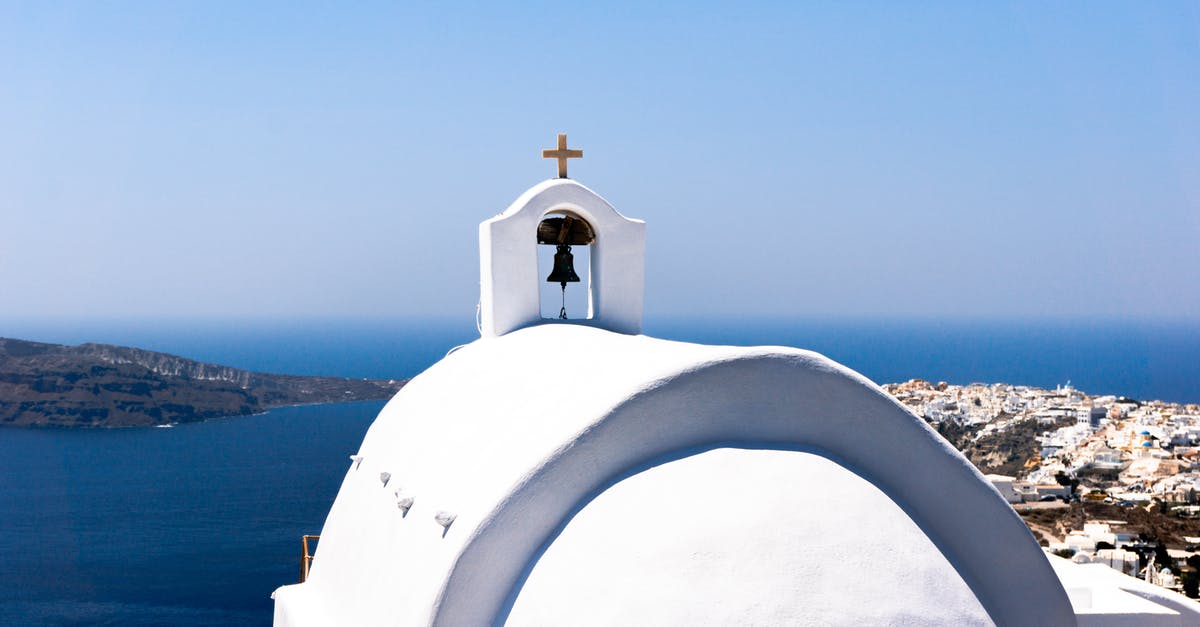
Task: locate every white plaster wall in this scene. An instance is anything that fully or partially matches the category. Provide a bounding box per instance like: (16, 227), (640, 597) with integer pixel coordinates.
(272, 325), (1074, 627)
(478, 179), (645, 337)
(507, 448), (993, 626)
(986, 475), (1023, 504)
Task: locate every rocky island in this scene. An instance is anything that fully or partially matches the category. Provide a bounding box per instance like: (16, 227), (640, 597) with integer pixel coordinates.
(0, 337), (406, 427)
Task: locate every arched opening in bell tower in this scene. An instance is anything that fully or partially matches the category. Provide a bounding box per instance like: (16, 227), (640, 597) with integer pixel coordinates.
(537, 211), (595, 320)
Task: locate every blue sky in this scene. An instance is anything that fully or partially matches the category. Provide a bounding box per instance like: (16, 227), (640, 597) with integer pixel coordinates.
(1, 2), (1196, 321)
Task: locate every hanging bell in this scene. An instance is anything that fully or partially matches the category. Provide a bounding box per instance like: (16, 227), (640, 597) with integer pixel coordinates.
(546, 244), (581, 285)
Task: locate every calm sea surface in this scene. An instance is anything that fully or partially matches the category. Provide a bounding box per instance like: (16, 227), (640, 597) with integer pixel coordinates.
(0, 317), (1196, 625)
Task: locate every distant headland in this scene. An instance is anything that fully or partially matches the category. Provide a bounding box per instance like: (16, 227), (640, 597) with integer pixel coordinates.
(0, 337), (405, 427)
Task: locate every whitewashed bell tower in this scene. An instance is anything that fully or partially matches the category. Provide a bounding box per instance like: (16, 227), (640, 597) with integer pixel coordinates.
(478, 134), (646, 337)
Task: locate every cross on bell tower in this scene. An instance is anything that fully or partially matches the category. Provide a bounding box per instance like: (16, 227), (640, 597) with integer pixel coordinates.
(542, 133), (583, 178)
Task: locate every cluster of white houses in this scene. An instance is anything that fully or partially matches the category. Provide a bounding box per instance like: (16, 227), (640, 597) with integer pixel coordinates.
(985, 473), (1071, 504)
(888, 377), (1200, 605)
(886, 378), (1200, 506)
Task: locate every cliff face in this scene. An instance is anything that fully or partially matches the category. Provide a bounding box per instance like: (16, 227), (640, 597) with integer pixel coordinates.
(0, 337), (406, 427)
(74, 343), (257, 387)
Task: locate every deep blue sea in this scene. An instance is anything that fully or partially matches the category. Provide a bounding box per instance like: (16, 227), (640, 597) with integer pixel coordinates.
(0, 317), (1196, 625)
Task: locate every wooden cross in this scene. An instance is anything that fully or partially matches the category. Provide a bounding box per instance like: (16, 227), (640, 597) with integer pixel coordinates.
(542, 133), (583, 178)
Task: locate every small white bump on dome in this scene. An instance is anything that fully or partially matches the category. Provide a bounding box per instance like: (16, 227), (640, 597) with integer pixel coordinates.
(396, 492), (415, 515)
(434, 511), (456, 529)
(349, 454), (364, 470)
(380, 472), (392, 487)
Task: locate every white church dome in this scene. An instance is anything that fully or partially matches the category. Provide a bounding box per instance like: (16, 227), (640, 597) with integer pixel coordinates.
(273, 322), (1071, 626)
(271, 143), (1092, 626)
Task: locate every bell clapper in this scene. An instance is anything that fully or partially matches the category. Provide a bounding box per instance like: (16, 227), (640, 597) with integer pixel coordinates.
(559, 280), (568, 319)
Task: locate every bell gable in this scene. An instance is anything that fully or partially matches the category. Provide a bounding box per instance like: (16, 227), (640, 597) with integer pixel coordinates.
(479, 178), (646, 337)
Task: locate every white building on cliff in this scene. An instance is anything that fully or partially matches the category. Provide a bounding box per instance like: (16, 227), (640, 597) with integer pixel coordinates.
(271, 138), (1200, 626)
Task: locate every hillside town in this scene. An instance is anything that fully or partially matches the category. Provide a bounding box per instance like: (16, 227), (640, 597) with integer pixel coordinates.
(885, 379), (1200, 598)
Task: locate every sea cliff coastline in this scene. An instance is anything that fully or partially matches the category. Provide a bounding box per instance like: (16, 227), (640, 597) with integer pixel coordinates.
(0, 337), (405, 428)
